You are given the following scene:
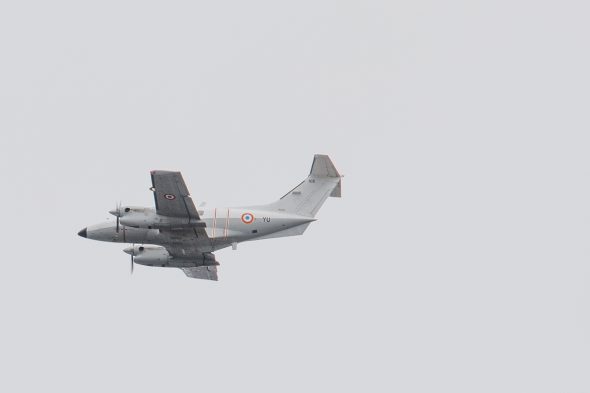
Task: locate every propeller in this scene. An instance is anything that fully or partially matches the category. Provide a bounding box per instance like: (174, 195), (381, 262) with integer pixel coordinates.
(109, 202), (122, 233)
(124, 245), (144, 275)
(127, 243), (137, 275)
(125, 245), (144, 275)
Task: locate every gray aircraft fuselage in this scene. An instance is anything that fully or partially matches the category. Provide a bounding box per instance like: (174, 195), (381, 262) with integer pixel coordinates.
(82, 207), (316, 252)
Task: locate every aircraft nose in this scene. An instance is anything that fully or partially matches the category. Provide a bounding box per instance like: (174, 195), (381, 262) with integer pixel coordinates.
(77, 228), (87, 238)
(109, 209), (119, 217)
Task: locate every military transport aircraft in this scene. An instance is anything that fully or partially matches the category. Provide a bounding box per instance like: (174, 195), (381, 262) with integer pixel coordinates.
(77, 154), (342, 281)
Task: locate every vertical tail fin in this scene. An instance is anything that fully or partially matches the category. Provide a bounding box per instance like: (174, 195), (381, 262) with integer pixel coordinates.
(263, 155), (342, 217)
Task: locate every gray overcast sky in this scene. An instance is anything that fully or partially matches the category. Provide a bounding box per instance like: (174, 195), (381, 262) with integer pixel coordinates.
(1, 0), (589, 391)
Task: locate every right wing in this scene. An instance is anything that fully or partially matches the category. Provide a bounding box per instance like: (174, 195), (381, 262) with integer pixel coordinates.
(150, 170), (200, 220)
(150, 170), (210, 244)
(181, 266), (218, 281)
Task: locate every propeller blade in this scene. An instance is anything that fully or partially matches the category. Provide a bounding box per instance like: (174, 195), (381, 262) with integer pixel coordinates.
(130, 243), (135, 275)
(115, 202), (121, 233)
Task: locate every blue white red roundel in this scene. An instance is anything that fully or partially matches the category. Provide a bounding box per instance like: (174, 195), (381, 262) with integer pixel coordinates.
(241, 212), (254, 224)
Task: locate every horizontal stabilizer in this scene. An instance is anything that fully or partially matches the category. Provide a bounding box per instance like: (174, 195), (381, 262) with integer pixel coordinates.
(330, 179), (342, 197)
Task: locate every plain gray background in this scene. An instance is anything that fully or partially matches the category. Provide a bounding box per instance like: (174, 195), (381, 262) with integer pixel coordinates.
(1, 0), (589, 391)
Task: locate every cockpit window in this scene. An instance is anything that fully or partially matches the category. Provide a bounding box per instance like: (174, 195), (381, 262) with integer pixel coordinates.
(125, 208), (131, 212)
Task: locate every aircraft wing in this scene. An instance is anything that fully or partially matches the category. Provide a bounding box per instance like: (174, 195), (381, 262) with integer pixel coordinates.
(164, 241), (219, 280)
(151, 170), (209, 241)
(150, 171), (217, 280)
(165, 242), (207, 259)
(150, 170), (201, 219)
(181, 266), (218, 281)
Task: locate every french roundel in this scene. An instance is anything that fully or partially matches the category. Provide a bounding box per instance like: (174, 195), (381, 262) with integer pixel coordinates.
(241, 212), (254, 224)
(164, 194), (176, 200)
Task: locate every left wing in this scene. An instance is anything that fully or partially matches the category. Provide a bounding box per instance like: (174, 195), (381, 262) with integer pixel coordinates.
(165, 243), (205, 259)
(181, 266), (218, 281)
(165, 245), (217, 265)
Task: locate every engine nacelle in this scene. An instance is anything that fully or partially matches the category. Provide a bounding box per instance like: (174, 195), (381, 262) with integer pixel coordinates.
(117, 207), (205, 230)
(131, 245), (171, 265)
(123, 245), (217, 267)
